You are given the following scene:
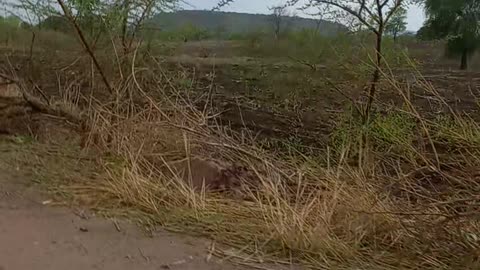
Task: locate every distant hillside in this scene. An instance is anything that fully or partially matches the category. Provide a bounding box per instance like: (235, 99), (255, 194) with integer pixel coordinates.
(149, 10), (346, 36)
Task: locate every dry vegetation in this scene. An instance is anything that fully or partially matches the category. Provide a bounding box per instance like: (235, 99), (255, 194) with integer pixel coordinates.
(0, 18), (480, 270)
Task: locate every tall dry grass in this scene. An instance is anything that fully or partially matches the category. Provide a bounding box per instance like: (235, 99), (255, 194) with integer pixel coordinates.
(52, 55), (480, 269)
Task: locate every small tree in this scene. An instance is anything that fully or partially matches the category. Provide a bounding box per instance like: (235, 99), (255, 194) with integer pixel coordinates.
(269, 5), (288, 40)
(292, 0), (407, 121)
(421, 0), (480, 70)
(5, 0), (179, 54)
(1, 0), (56, 60)
(385, 6), (407, 42)
(217, 0), (408, 120)
(312, 6), (329, 35)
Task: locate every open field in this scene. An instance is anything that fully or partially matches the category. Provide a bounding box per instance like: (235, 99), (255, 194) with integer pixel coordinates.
(3, 38), (480, 146)
(1, 22), (480, 270)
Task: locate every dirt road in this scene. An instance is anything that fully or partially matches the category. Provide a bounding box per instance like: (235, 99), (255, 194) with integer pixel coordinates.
(0, 169), (253, 270)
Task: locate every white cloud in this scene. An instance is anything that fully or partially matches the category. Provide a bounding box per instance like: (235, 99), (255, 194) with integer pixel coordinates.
(406, 4), (425, 31)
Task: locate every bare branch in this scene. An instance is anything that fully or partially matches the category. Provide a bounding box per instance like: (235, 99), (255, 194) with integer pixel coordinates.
(56, 0), (113, 94)
(356, 0), (380, 24)
(384, 0), (404, 25)
(313, 0), (379, 34)
(213, 0), (235, 11)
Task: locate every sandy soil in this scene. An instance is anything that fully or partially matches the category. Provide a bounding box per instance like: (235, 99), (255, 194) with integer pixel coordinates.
(0, 168), (265, 270)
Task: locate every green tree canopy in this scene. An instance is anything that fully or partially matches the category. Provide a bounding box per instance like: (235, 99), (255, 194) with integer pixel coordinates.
(385, 6), (407, 41)
(422, 0), (480, 69)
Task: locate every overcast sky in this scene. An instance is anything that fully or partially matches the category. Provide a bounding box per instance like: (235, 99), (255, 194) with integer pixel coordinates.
(184, 0), (426, 31)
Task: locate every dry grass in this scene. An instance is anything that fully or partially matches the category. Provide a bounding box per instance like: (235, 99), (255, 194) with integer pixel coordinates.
(37, 57), (477, 270)
(3, 48), (478, 269)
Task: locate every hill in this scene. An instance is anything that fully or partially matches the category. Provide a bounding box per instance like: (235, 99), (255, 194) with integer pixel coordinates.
(149, 10), (345, 36)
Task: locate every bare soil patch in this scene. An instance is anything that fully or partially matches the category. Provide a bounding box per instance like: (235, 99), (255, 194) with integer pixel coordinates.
(0, 139), (293, 270)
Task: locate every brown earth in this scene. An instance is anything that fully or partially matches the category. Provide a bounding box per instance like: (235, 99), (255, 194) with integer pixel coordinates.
(0, 150), (293, 270)
(2, 46), (480, 149)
